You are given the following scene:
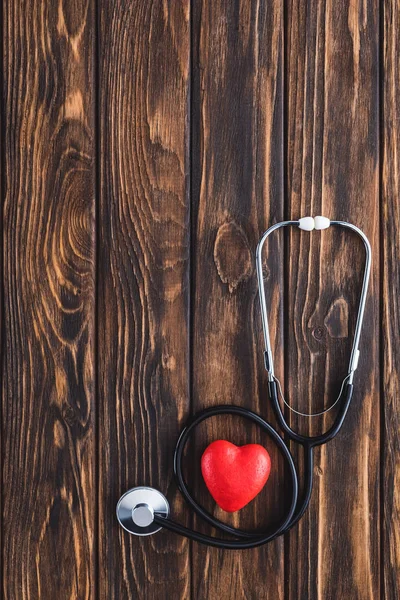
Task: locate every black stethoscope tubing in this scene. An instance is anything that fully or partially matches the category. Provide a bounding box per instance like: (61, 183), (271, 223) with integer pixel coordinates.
(153, 381), (354, 549)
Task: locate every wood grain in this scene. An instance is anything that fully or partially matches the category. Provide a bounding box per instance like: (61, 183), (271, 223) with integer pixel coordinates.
(190, 1), (285, 598)
(97, 1), (191, 598)
(285, 1), (380, 598)
(2, 0), (96, 598)
(382, 1), (400, 597)
(2, 1), (398, 598)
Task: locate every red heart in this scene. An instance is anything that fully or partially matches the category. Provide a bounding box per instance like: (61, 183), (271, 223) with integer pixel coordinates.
(201, 440), (271, 512)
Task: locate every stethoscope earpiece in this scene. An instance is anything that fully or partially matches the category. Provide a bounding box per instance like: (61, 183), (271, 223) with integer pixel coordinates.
(298, 215), (331, 230)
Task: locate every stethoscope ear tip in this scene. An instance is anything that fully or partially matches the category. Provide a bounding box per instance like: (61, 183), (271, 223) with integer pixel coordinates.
(298, 216), (330, 231)
(314, 216), (330, 230)
(116, 486), (169, 536)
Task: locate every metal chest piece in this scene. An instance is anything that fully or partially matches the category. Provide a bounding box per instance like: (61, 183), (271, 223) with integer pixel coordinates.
(116, 487), (169, 536)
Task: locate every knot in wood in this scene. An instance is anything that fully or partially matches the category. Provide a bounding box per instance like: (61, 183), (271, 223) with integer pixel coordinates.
(213, 221), (252, 292)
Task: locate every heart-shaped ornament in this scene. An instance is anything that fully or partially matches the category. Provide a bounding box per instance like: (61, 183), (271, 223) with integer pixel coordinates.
(201, 440), (271, 512)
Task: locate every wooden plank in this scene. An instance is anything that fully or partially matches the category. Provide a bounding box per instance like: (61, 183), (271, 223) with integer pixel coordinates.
(190, 1), (285, 598)
(382, 1), (400, 597)
(97, 1), (191, 598)
(285, 1), (380, 598)
(2, 0), (96, 598)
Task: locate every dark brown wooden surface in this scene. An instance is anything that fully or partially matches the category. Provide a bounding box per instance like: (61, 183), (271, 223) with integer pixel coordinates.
(1, 1), (398, 599)
(190, 1), (285, 598)
(285, 1), (380, 598)
(3, 0), (96, 598)
(98, 1), (190, 598)
(382, 1), (400, 598)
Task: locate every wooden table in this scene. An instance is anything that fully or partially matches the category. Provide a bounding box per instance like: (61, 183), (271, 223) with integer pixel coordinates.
(3, 0), (398, 598)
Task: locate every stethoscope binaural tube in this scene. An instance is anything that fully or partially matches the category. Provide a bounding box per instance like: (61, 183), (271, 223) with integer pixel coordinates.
(256, 217), (371, 387)
(116, 216), (371, 549)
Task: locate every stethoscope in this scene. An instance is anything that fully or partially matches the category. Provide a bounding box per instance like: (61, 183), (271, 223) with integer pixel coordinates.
(116, 215), (371, 549)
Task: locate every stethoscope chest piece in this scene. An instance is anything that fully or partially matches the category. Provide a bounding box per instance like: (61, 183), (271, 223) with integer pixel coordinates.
(116, 487), (169, 536)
